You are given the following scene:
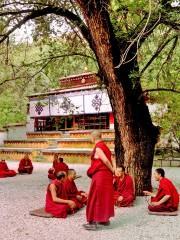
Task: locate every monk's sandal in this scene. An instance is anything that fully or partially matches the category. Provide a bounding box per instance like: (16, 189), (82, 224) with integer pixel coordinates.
(83, 222), (111, 231)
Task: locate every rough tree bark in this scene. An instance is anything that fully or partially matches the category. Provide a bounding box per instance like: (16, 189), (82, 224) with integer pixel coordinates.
(76, 0), (160, 195)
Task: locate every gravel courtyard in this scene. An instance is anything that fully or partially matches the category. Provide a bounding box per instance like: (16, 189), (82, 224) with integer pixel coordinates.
(0, 161), (180, 240)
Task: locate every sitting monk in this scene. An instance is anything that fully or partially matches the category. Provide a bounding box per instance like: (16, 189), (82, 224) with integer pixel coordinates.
(18, 153), (33, 174)
(113, 165), (135, 207)
(144, 168), (179, 212)
(0, 160), (16, 178)
(45, 171), (76, 218)
(64, 169), (88, 209)
(48, 154), (69, 180)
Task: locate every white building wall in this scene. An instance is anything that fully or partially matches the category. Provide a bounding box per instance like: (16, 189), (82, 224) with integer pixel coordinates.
(26, 115), (35, 132)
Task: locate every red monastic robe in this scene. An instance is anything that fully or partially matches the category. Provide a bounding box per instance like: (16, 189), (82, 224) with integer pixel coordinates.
(148, 177), (179, 212)
(114, 174), (135, 207)
(86, 141), (114, 223)
(48, 160), (69, 180)
(64, 178), (87, 209)
(0, 161), (16, 178)
(18, 158), (33, 174)
(45, 179), (70, 218)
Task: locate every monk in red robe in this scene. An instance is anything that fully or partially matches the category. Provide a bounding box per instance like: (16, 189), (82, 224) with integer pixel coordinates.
(18, 154), (33, 174)
(144, 168), (179, 212)
(45, 171), (76, 218)
(48, 154), (69, 180)
(64, 169), (88, 209)
(83, 131), (115, 231)
(0, 160), (16, 178)
(114, 165), (135, 207)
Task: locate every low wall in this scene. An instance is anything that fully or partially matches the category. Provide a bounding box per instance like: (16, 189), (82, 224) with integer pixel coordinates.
(0, 130), (7, 146)
(153, 158), (180, 167)
(6, 125), (27, 140)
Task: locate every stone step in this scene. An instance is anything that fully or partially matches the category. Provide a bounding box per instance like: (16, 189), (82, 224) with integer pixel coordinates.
(3, 138), (114, 149)
(68, 130), (114, 139)
(26, 130), (115, 139)
(27, 132), (63, 139)
(4, 140), (49, 148)
(0, 147), (114, 164)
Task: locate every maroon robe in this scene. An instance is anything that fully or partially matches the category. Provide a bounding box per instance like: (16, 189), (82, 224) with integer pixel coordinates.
(86, 141), (114, 223)
(48, 168), (56, 180)
(18, 158), (33, 174)
(0, 161), (16, 178)
(114, 174), (135, 207)
(64, 178), (87, 209)
(48, 160), (69, 180)
(45, 179), (70, 218)
(148, 178), (179, 212)
(54, 162), (69, 174)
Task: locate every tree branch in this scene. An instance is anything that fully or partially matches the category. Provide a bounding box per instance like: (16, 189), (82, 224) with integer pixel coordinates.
(0, 9), (34, 16)
(140, 34), (178, 76)
(0, 6), (91, 45)
(14, 52), (96, 67)
(130, 2), (179, 48)
(0, 1), (54, 8)
(0, 52), (96, 87)
(144, 88), (180, 94)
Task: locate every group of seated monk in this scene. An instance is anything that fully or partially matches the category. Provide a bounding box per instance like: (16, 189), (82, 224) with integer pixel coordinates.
(45, 169), (88, 218)
(113, 166), (179, 213)
(0, 154), (33, 178)
(45, 163), (179, 218)
(45, 162), (134, 218)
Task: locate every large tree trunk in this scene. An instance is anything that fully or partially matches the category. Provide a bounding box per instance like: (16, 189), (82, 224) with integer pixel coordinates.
(77, 0), (159, 195)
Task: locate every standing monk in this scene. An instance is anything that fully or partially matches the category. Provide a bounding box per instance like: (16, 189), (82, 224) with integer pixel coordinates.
(83, 131), (115, 231)
(114, 166), (135, 207)
(0, 160), (16, 178)
(18, 153), (33, 174)
(144, 168), (179, 212)
(45, 171), (76, 218)
(64, 169), (88, 209)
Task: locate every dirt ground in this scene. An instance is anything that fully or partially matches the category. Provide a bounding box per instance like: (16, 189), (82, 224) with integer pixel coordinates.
(0, 161), (179, 240)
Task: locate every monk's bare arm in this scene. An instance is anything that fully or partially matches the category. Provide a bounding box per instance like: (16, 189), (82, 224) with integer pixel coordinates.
(95, 148), (114, 173)
(158, 195), (171, 204)
(50, 185), (76, 209)
(111, 157), (116, 171)
(143, 191), (156, 197)
(49, 184), (71, 205)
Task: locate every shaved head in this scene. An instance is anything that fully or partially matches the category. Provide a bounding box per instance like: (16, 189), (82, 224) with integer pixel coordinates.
(68, 169), (76, 175)
(67, 169), (76, 180)
(91, 130), (102, 143)
(56, 171), (66, 180)
(115, 165), (126, 178)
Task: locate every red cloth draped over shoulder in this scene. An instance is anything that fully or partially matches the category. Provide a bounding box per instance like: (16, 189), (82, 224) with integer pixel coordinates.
(64, 178), (87, 209)
(54, 161), (69, 174)
(87, 141), (112, 178)
(114, 174), (135, 207)
(45, 179), (70, 218)
(18, 158), (33, 174)
(0, 161), (16, 178)
(48, 160), (69, 180)
(86, 141), (114, 223)
(149, 177), (179, 212)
